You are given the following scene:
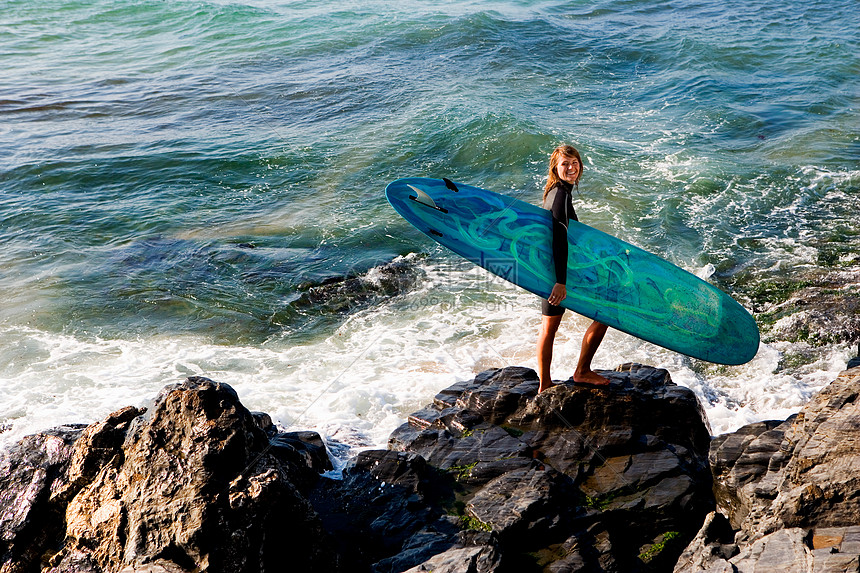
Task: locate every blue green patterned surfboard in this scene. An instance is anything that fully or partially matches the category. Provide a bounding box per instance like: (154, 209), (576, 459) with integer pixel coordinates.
(386, 177), (759, 365)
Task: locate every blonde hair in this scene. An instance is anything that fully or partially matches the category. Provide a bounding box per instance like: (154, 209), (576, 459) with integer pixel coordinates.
(543, 144), (583, 200)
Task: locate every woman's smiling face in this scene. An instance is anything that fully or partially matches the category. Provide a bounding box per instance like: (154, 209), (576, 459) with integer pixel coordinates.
(556, 155), (581, 185)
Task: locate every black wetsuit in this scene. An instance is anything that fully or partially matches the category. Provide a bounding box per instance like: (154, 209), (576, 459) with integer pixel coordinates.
(541, 181), (578, 316)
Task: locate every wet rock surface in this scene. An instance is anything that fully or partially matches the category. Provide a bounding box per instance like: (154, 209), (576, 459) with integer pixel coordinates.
(754, 267), (860, 347)
(292, 256), (425, 314)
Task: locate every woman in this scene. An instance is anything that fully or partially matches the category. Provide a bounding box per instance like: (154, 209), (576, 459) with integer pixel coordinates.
(537, 144), (609, 393)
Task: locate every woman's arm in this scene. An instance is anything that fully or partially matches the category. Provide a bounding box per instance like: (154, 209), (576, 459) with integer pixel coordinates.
(546, 187), (569, 291)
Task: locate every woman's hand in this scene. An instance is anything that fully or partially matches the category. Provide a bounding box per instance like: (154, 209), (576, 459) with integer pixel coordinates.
(548, 283), (567, 306)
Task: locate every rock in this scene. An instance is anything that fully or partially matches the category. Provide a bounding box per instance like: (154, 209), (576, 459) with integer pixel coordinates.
(381, 363), (714, 572)
(672, 512), (738, 572)
(309, 449), (461, 573)
(466, 464), (575, 539)
(401, 545), (500, 573)
(0, 425), (85, 573)
(728, 528), (812, 572)
(847, 344), (860, 369)
(56, 406), (146, 504)
(267, 430), (333, 491)
(709, 417), (795, 530)
(754, 267), (860, 346)
(678, 526), (860, 573)
(1, 377), (339, 573)
(293, 256), (425, 314)
(743, 367), (860, 534)
(676, 366), (860, 572)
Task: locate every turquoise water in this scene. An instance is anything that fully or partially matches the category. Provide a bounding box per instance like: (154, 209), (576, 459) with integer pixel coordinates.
(2, 0), (858, 448)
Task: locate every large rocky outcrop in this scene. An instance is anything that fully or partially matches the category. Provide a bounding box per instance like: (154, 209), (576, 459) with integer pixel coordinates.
(675, 365), (860, 572)
(0, 378), (337, 573)
(376, 363), (715, 572)
(307, 363), (716, 572)
(0, 364), (714, 572)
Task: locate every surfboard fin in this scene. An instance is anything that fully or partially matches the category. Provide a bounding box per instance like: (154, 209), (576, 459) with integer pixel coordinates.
(443, 178), (459, 192)
(407, 184), (437, 208)
(407, 184), (448, 213)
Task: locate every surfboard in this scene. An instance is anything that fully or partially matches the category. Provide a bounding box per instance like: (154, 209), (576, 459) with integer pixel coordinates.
(385, 177), (759, 365)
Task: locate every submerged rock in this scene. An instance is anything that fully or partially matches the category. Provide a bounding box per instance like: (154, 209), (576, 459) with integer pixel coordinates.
(292, 255), (425, 314)
(755, 267), (860, 346)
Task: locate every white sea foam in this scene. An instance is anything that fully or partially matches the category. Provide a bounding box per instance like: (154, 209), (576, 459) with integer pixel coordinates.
(1, 257), (854, 456)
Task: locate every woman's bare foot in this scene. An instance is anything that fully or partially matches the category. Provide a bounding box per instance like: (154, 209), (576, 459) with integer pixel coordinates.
(573, 321), (609, 387)
(538, 380), (556, 393)
(572, 369), (610, 387)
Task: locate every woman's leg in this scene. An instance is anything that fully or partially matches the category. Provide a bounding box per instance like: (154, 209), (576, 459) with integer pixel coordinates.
(573, 321), (609, 386)
(537, 314), (564, 392)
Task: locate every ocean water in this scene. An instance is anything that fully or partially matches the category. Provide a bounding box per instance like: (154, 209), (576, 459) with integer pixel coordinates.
(2, 0), (859, 456)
